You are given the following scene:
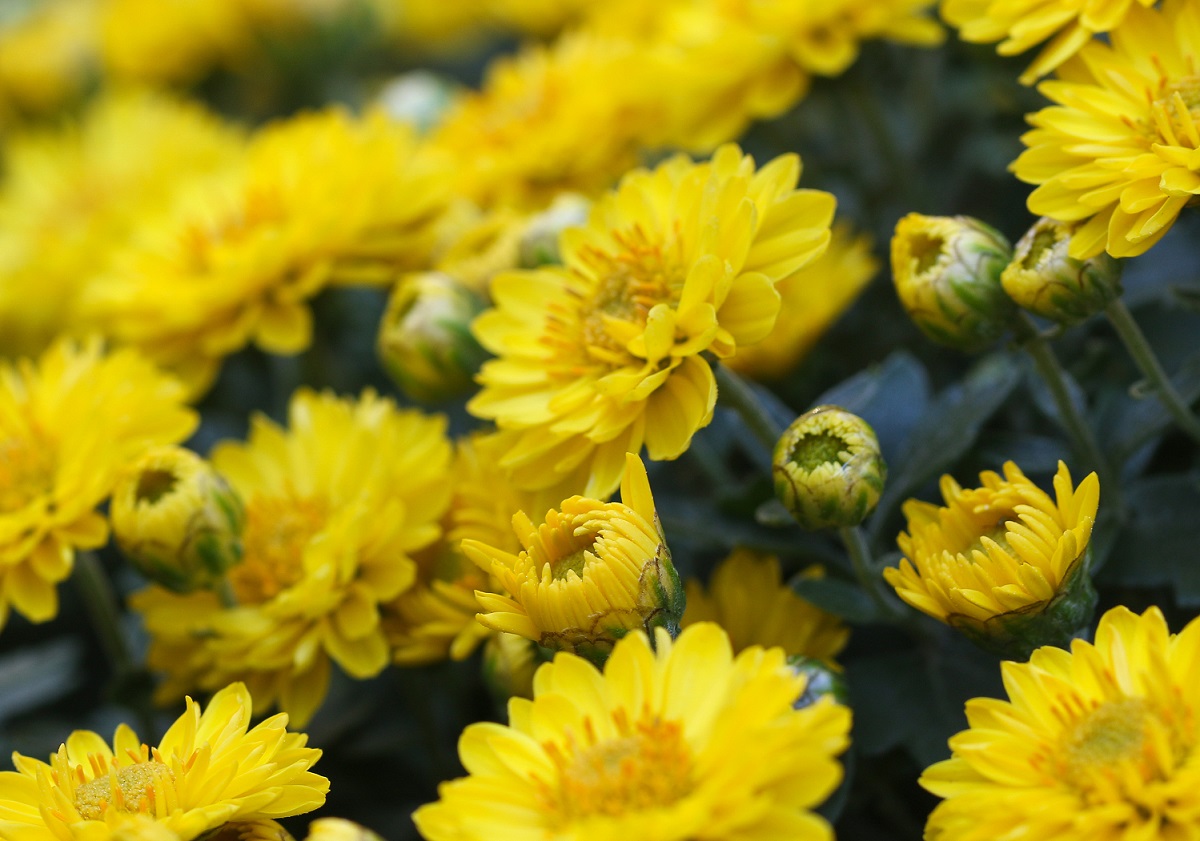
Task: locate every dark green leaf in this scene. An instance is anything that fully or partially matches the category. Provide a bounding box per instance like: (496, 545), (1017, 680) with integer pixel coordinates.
(791, 576), (881, 624)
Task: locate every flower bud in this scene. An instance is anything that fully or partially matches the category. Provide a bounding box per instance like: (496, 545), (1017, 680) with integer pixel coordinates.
(376, 71), (458, 133)
(111, 446), (244, 593)
(518, 193), (591, 268)
(303, 820), (384, 841)
(466, 454), (684, 666)
(377, 272), (488, 404)
(481, 631), (541, 703)
(884, 461), (1100, 660)
(773, 406), (886, 530)
(891, 213), (1015, 351)
(1001, 217), (1122, 324)
(206, 821), (296, 841)
(786, 655), (849, 710)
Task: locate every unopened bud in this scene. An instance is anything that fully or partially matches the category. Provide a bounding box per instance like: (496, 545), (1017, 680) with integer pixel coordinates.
(1001, 217), (1122, 324)
(303, 819), (383, 841)
(376, 71), (458, 133)
(892, 213), (1015, 351)
(518, 193), (591, 268)
(787, 655), (849, 710)
(377, 272), (488, 404)
(481, 631), (541, 703)
(773, 406), (886, 530)
(111, 446), (244, 593)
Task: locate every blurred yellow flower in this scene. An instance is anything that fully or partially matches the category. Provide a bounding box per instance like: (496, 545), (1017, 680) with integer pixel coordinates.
(884, 461), (1099, 654)
(0, 337), (196, 632)
(303, 819), (384, 841)
(682, 549), (849, 663)
(469, 144), (835, 498)
(86, 107), (452, 396)
(131, 389), (453, 726)
(429, 33), (655, 210)
(923, 605), (1200, 841)
(0, 682), (327, 841)
(1012, 0), (1200, 259)
(730, 224), (877, 380)
(383, 432), (560, 666)
(413, 622), (851, 841)
(464, 454), (682, 664)
(942, 0), (1155, 84)
(0, 89), (244, 358)
(0, 0), (96, 121)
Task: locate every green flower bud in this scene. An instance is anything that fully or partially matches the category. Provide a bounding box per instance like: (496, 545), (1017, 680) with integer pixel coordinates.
(773, 405), (886, 531)
(481, 632), (543, 703)
(111, 446), (244, 593)
(377, 272), (489, 404)
(518, 193), (591, 268)
(1001, 217), (1123, 324)
(891, 213), (1016, 351)
(786, 655), (849, 710)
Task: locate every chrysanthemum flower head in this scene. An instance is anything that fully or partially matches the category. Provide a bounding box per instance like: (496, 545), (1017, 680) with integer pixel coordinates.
(1012, 0), (1200, 259)
(469, 143), (836, 498)
(942, 0), (1156, 84)
(729, 223), (877, 380)
(922, 605), (1200, 841)
(463, 454), (683, 665)
(131, 389), (453, 725)
(428, 32), (653, 210)
(682, 548), (849, 663)
(0, 0), (96, 120)
(86, 107), (452, 396)
(0, 682), (327, 841)
(0, 89), (243, 357)
(413, 622), (851, 841)
(884, 460), (1100, 657)
(0, 338), (196, 632)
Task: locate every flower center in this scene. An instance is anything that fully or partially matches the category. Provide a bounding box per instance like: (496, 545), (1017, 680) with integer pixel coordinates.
(228, 495), (327, 603)
(1057, 697), (1175, 799)
(0, 433), (55, 514)
(1149, 73), (1200, 150)
(546, 715), (694, 822)
(74, 760), (174, 820)
(909, 231), (946, 275)
(788, 431), (849, 472)
(575, 228), (685, 365)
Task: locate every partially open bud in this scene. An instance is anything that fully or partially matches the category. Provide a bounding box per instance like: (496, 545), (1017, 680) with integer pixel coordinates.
(111, 446), (244, 593)
(377, 272), (488, 404)
(884, 461), (1100, 660)
(892, 213), (1015, 351)
(376, 71), (458, 133)
(1001, 217), (1122, 324)
(787, 655), (849, 710)
(518, 193), (591, 268)
(206, 821), (296, 841)
(773, 406), (886, 531)
(481, 631), (541, 703)
(464, 454), (684, 666)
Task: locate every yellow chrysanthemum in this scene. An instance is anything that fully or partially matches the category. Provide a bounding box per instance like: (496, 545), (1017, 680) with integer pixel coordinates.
(429, 33), (656, 211)
(682, 549), (849, 663)
(942, 0), (1155, 84)
(469, 143), (836, 498)
(923, 605), (1200, 841)
(86, 107), (451, 396)
(0, 337), (196, 632)
(384, 432), (561, 665)
(130, 389), (453, 725)
(1012, 0), (1200, 259)
(730, 223), (877, 380)
(413, 622), (852, 841)
(0, 682), (327, 841)
(0, 89), (243, 358)
(463, 454), (683, 663)
(884, 461), (1099, 653)
(0, 0), (96, 121)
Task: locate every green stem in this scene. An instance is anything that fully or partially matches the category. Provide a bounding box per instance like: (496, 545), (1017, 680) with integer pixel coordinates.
(1014, 314), (1115, 495)
(216, 579), (238, 609)
(1105, 299), (1200, 444)
(714, 362), (784, 452)
(73, 551), (134, 676)
(839, 525), (900, 621)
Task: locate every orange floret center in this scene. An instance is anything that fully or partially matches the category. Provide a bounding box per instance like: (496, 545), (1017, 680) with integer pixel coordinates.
(230, 494), (327, 603)
(73, 759), (175, 820)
